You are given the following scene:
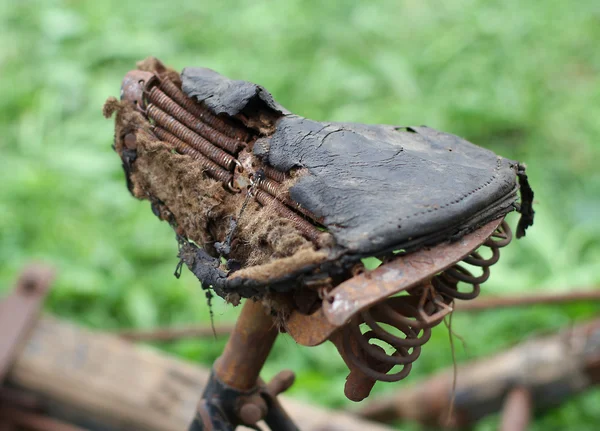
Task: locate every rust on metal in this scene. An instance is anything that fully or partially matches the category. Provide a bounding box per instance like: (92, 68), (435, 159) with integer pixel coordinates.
(120, 70), (155, 111)
(234, 149), (322, 224)
(284, 307), (338, 346)
(323, 218), (503, 327)
(329, 289), (445, 402)
(153, 127), (232, 184)
(158, 77), (250, 141)
(236, 370), (297, 427)
(121, 70), (329, 249)
(0, 264), (54, 381)
(263, 165), (287, 183)
(258, 176), (288, 199)
(284, 220), (506, 347)
(342, 297), (432, 382)
(148, 86), (244, 154)
(285, 219), (512, 400)
(146, 104), (236, 170)
(254, 189), (323, 243)
(266, 369), (296, 396)
(329, 330), (391, 403)
(258, 176), (325, 223)
(358, 318), (600, 428)
(213, 299), (278, 391)
(329, 221), (512, 398)
(233, 148), (258, 191)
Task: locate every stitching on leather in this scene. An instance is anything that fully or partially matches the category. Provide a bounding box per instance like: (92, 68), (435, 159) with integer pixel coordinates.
(404, 157), (503, 220)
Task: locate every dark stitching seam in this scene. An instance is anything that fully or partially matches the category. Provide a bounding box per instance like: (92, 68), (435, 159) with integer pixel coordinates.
(403, 158), (503, 220)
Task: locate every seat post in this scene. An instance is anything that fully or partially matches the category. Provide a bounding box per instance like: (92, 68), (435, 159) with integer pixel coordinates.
(189, 299), (298, 431)
(214, 299), (278, 391)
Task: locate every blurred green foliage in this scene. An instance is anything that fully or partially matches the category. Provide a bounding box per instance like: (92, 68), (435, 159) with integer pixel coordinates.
(1, 0), (599, 429)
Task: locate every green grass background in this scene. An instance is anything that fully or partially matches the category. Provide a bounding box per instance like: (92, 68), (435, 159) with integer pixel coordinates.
(1, 0), (599, 429)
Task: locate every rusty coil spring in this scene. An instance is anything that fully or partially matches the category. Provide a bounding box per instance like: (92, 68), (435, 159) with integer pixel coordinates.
(342, 220), (513, 383)
(254, 189), (322, 242)
(263, 165), (287, 183)
(432, 220), (512, 301)
(146, 104), (237, 171)
(148, 86), (244, 154)
(342, 294), (434, 382)
(153, 127), (232, 184)
(158, 78), (250, 142)
(257, 176), (324, 224)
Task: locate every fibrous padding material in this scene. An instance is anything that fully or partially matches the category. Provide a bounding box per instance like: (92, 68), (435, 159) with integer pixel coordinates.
(104, 60), (316, 279)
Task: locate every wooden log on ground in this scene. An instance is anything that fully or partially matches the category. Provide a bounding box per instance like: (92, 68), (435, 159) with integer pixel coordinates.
(5, 316), (395, 431)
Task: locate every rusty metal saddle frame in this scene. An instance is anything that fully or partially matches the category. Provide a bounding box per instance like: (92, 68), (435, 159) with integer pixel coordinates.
(189, 218), (511, 430)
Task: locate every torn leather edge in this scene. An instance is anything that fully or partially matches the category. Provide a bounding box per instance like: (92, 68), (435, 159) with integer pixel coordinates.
(178, 238), (339, 298)
(516, 162), (535, 238)
(181, 67), (289, 117)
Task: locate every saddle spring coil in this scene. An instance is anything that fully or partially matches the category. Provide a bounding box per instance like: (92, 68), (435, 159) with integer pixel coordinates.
(139, 75), (324, 242)
(342, 220), (513, 383)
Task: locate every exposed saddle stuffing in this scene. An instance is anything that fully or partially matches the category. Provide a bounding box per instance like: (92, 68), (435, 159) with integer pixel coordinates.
(104, 57), (534, 302)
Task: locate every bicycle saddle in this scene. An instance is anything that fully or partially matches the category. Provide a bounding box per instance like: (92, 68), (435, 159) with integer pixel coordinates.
(105, 57), (534, 301)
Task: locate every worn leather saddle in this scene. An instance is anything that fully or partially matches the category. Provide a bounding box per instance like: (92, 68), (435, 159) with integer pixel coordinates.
(106, 58), (534, 300)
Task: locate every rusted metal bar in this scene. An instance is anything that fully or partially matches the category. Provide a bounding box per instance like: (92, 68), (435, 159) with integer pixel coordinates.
(0, 264), (54, 381)
(455, 289), (600, 311)
(322, 219), (502, 327)
(213, 299), (279, 391)
(499, 387), (532, 431)
(285, 220), (504, 348)
(117, 324), (234, 342)
(189, 299), (295, 429)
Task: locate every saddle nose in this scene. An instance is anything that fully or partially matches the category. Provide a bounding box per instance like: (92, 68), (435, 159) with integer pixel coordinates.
(120, 70), (155, 111)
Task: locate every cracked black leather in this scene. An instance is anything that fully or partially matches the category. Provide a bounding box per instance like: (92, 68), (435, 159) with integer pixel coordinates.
(182, 68), (532, 260)
(262, 118), (519, 255)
